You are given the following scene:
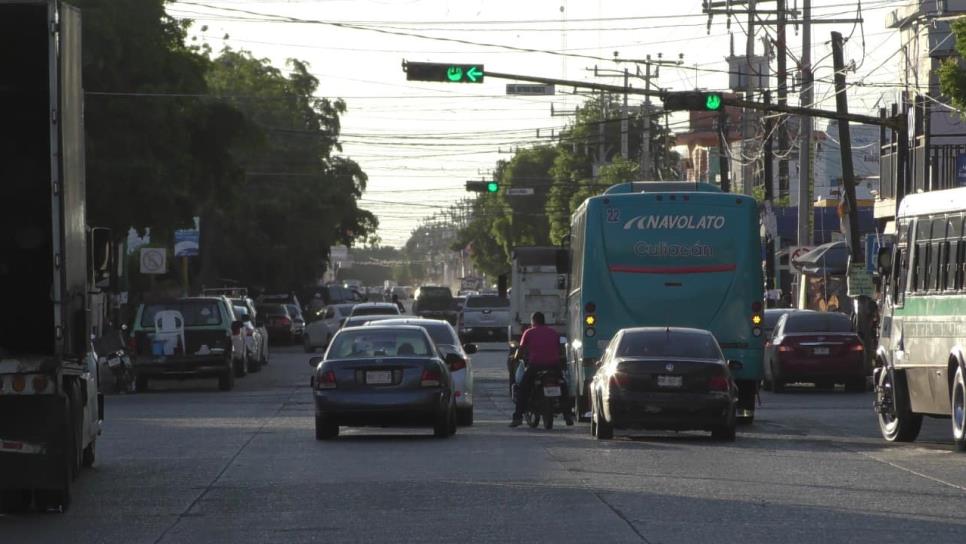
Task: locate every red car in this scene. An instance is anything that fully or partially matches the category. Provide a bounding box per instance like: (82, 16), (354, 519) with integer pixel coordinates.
(763, 311), (866, 392)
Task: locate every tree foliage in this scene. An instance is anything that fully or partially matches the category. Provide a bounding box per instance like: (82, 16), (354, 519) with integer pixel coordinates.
(75, 1), (375, 293)
(939, 17), (966, 113)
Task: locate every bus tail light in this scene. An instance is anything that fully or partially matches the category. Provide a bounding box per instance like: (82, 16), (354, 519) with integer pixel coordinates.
(584, 302), (597, 338)
(751, 301), (763, 336)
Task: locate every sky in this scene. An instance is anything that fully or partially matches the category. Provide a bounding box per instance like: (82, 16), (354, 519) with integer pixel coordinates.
(165, 0), (909, 247)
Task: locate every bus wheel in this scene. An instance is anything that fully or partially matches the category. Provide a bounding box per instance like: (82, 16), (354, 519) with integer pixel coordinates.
(951, 365), (966, 452)
(876, 367), (922, 443)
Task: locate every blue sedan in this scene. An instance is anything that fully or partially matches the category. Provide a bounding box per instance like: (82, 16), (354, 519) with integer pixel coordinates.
(310, 325), (458, 439)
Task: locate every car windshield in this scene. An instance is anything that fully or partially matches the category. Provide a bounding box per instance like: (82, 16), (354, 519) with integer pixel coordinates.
(617, 330), (723, 360)
(784, 312), (853, 333)
(465, 296), (509, 308)
(328, 328), (434, 359)
(140, 300), (224, 328)
(352, 306), (397, 316)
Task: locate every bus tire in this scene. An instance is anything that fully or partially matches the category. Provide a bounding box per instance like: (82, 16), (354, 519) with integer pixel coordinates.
(951, 365), (966, 452)
(877, 367), (922, 443)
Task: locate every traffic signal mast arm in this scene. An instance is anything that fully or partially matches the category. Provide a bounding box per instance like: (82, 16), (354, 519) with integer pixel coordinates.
(406, 62), (903, 130)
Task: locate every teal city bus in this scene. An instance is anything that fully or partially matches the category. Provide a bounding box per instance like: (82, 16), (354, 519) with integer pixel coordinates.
(567, 182), (764, 422)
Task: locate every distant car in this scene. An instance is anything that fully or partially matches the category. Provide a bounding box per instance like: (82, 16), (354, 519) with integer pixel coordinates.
(590, 327), (739, 441)
(459, 294), (510, 342)
(372, 318), (477, 425)
(763, 311), (866, 393)
(412, 286), (457, 325)
(350, 302), (401, 317)
(454, 296), (466, 312)
(763, 308), (800, 340)
(302, 303), (356, 353)
(130, 297), (243, 392)
(257, 303), (297, 344)
(286, 304), (305, 339)
(310, 325), (458, 439)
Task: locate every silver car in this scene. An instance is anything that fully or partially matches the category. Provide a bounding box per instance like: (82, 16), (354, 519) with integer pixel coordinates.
(303, 303), (356, 353)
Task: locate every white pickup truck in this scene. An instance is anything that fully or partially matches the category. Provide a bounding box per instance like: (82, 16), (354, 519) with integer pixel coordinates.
(458, 295), (510, 342)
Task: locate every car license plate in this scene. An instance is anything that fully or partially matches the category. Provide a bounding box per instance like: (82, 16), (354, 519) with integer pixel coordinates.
(366, 371), (392, 385)
(543, 386), (561, 397)
(814, 347), (830, 355)
(657, 375), (683, 388)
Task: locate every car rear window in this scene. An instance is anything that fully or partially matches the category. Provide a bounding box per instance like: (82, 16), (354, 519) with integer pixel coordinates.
(140, 300), (224, 328)
(617, 330), (723, 360)
(257, 304), (289, 317)
(376, 321), (457, 345)
(352, 306), (398, 316)
(465, 296), (509, 308)
(328, 329), (434, 359)
(784, 312), (853, 333)
(417, 287), (451, 299)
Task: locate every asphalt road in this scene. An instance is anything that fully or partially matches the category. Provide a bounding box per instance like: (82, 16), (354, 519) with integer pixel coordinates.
(3, 345), (966, 543)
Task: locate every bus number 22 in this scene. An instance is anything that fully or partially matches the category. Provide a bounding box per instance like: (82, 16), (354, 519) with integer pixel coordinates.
(606, 208), (620, 223)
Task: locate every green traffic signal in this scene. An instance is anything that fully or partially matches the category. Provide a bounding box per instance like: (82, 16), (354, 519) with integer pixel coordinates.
(705, 93), (723, 111)
(486, 182), (499, 193)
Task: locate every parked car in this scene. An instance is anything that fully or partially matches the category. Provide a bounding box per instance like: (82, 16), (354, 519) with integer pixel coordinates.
(372, 318), (477, 425)
(763, 311), (866, 392)
(412, 286), (457, 325)
(232, 296), (269, 367)
(590, 327), (739, 441)
(232, 304), (264, 373)
(129, 297), (243, 392)
(286, 303), (306, 339)
(310, 325), (458, 439)
(459, 294), (510, 342)
(350, 302), (401, 317)
(257, 303), (298, 344)
(303, 303), (356, 353)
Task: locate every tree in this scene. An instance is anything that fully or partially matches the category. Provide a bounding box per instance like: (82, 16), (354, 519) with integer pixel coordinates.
(939, 17), (966, 112)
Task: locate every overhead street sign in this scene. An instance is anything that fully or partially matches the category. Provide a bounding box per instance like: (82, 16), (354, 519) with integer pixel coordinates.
(406, 62), (484, 83)
(506, 187), (535, 196)
(506, 84), (555, 96)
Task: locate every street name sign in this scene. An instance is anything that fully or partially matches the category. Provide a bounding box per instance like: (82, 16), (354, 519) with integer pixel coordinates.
(506, 187), (535, 196)
(506, 84), (555, 96)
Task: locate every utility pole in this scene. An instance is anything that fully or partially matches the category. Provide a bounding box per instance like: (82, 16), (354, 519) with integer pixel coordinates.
(776, 0), (790, 201)
(797, 0), (813, 248)
(621, 68), (630, 159)
(718, 108), (730, 192)
(830, 31), (859, 260)
(763, 90), (776, 292)
(642, 61), (653, 178)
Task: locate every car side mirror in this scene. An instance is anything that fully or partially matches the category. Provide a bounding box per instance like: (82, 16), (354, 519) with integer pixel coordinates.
(727, 360), (743, 371)
(463, 343), (478, 355)
(444, 352), (463, 366)
(308, 355), (323, 367)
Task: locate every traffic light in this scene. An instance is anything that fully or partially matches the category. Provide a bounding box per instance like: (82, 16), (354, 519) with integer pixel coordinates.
(662, 91), (725, 111)
(465, 181), (500, 193)
(406, 62), (484, 83)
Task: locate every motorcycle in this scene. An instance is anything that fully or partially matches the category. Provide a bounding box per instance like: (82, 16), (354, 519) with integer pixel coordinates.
(94, 328), (135, 394)
(513, 366), (566, 430)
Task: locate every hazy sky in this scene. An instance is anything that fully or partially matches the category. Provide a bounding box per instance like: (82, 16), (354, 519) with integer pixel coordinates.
(166, 0), (906, 247)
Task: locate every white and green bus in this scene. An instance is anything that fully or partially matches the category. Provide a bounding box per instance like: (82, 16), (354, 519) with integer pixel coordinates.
(874, 187), (966, 450)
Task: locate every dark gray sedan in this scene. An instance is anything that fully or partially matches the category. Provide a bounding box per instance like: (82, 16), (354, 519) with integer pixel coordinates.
(310, 325), (458, 439)
(590, 327), (740, 441)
